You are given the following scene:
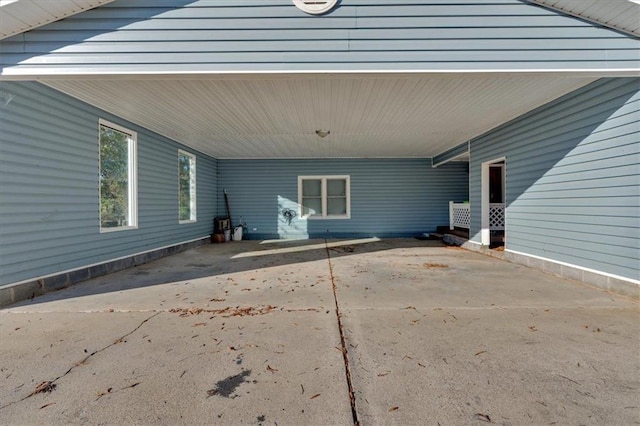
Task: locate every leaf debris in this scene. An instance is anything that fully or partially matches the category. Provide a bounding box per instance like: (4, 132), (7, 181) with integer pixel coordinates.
(170, 305), (277, 318)
(33, 381), (56, 394)
(424, 262), (449, 269)
(474, 413), (491, 422)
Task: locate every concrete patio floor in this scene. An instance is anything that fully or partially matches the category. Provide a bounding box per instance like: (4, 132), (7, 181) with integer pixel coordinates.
(0, 238), (638, 425)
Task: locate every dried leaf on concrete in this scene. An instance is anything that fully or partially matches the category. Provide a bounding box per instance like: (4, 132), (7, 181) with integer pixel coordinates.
(389, 406), (399, 412)
(474, 413), (491, 422)
(33, 381), (56, 394)
(424, 262), (449, 268)
(170, 305), (277, 318)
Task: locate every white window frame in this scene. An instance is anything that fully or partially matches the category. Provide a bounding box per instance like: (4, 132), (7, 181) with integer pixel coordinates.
(298, 175), (350, 220)
(178, 149), (197, 224)
(99, 119), (138, 233)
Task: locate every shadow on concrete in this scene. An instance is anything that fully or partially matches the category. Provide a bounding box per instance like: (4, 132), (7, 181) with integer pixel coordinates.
(4, 238), (443, 309)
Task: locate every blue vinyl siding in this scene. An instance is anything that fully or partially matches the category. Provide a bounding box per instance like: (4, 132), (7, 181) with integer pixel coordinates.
(217, 159), (468, 240)
(469, 78), (639, 281)
(1, 0), (638, 75)
(0, 81), (217, 286)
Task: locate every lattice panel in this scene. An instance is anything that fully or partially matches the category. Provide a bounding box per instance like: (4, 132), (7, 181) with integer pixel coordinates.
(452, 205), (471, 229)
(489, 204), (505, 230)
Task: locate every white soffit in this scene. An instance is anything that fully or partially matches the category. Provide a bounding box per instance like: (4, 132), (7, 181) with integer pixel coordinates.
(0, 0), (115, 40)
(527, 0), (640, 37)
(45, 74), (596, 159)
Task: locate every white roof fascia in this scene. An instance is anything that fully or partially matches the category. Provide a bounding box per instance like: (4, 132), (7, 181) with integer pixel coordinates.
(525, 0), (640, 38)
(0, 0), (116, 40)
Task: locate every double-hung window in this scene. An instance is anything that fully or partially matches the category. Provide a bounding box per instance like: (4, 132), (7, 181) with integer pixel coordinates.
(178, 150), (197, 223)
(99, 120), (137, 232)
(298, 175), (350, 219)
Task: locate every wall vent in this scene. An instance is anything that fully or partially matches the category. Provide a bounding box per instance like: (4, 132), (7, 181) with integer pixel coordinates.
(293, 0), (338, 15)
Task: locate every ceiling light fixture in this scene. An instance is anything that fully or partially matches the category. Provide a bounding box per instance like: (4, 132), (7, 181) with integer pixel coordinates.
(315, 130), (330, 138)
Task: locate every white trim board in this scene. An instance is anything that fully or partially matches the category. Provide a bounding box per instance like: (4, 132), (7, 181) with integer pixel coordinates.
(2, 69), (640, 80)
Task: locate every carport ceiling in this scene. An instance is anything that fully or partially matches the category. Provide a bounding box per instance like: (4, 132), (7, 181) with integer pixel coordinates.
(45, 74), (596, 159)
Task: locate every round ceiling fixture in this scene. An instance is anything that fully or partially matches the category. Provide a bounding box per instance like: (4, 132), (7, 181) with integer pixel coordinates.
(293, 0), (338, 15)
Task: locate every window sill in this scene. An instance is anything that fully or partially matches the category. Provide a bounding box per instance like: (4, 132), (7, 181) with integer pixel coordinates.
(179, 220), (197, 225)
(100, 225), (138, 233)
(304, 215), (350, 220)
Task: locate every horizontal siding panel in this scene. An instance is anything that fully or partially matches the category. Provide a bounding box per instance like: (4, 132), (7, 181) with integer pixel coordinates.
(84, 4), (559, 19)
(507, 229), (639, 256)
(508, 218), (638, 237)
(510, 164), (640, 186)
(218, 159), (468, 238)
(508, 152), (638, 181)
(8, 50), (635, 66)
(1, 0), (638, 74)
(512, 176), (638, 193)
(469, 78), (639, 281)
(0, 81), (218, 286)
(509, 197), (638, 208)
(506, 205), (638, 216)
(20, 27), (629, 43)
(508, 213), (639, 229)
(6, 38), (638, 55)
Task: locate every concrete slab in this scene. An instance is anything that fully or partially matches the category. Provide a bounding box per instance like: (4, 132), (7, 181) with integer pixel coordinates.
(6, 240), (335, 313)
(1, 238), (638, 425)
(326, 239), (639, 425)
(0, 310), (351, 425)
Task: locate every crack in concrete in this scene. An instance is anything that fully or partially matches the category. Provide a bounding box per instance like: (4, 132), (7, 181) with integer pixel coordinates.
(0, 311), (161, 410)
(325, 240), (360, 426)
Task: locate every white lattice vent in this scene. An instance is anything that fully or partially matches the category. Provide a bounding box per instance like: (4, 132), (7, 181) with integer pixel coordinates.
(489, 203), (505, 230)
(293, 0), (338, 15)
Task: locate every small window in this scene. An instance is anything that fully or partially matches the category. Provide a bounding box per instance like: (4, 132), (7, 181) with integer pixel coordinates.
(293, 0), (338, 15)
(298, 175), (350, 219)
(178, 150), (196, 223)
(99, 120), (137, 232)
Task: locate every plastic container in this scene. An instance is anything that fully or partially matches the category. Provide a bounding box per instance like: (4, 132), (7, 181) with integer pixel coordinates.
(233, 225), (243, 241)
(223, 229), (231, 242)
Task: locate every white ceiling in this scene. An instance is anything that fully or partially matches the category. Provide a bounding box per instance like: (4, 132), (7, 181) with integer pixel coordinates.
(527, 0), (640, 36)
(0, 0), (115, 40)
(46, 74), (596, 159)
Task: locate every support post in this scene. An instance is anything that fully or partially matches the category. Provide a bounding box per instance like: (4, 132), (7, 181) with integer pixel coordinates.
(449, 201), (454, 230)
